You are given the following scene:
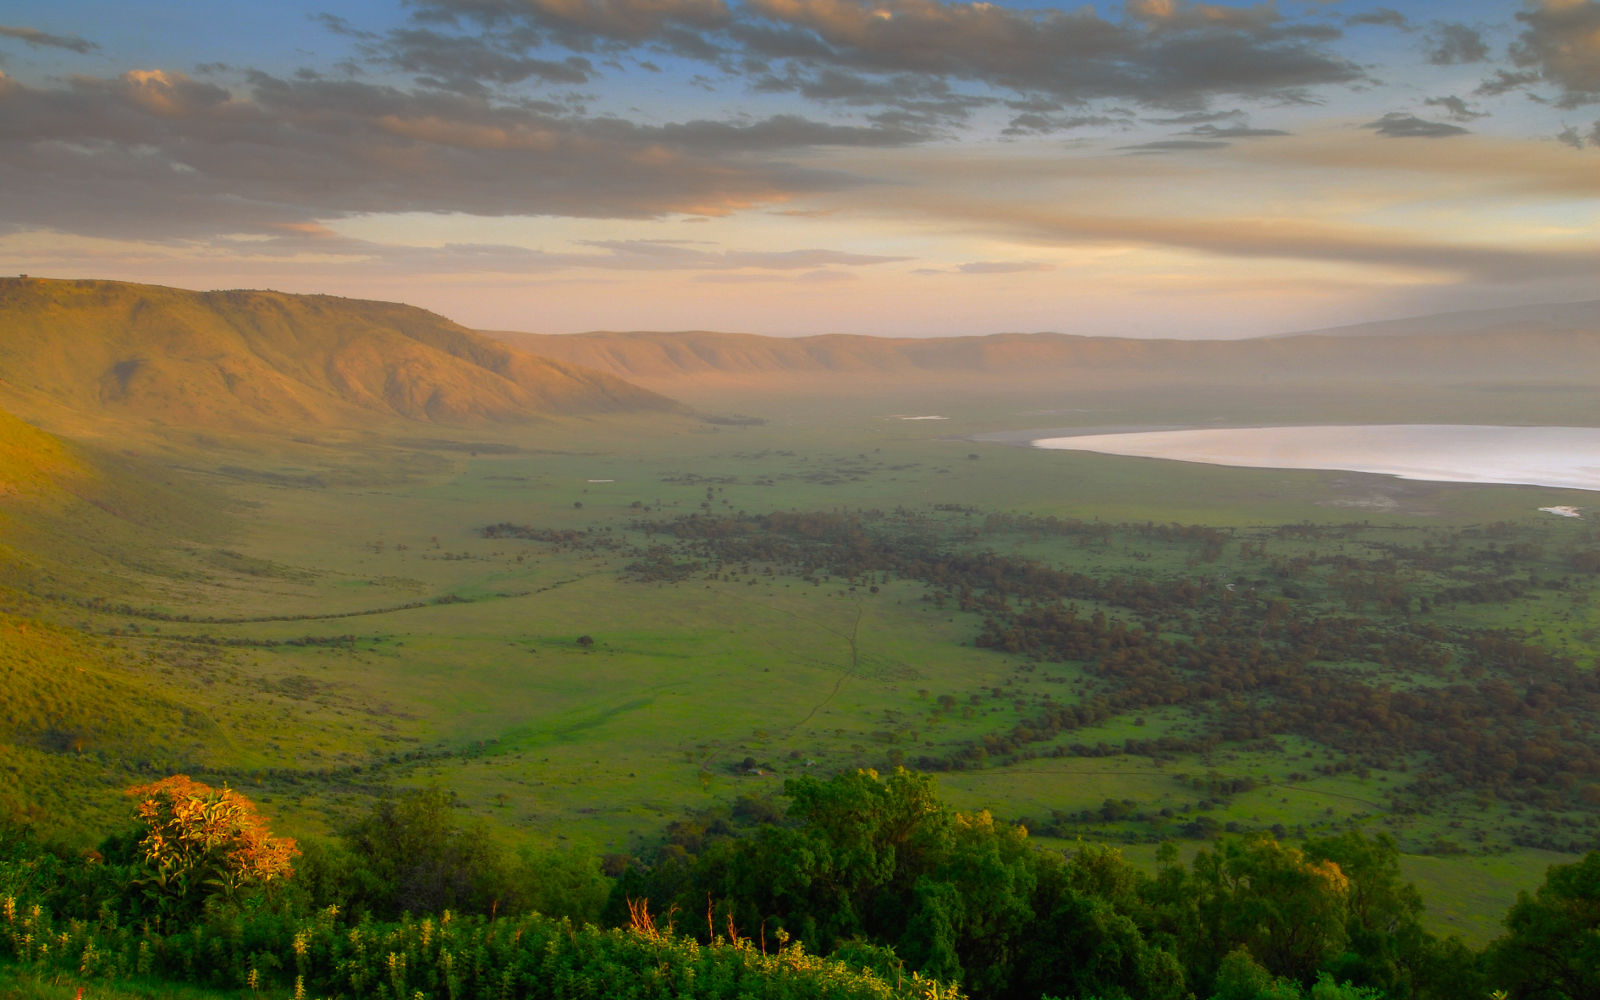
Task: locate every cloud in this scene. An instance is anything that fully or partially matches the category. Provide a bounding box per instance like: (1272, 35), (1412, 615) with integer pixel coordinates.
(1474, 68), (1544, 97)
(0, 24), (98, 54)
(654, 113), (929, 148)
(1144, 109), (1245, 124)
(413, 0), (1365, 111)
(381, 27), (596, 91)
(573, 239), (908, 268)
(955, 260), (1053, 274)
(1363, 112), (1470, 138)
(0, 70), (911, 241)
(1555, 118), (1600, 147)
(1185, 123), (1290, 137)
(139, 223), (907, 278)
(1120, 138), (1231, 152)
(1423, 22), (1489, 65)
(1345, 9), (1409, 29)
(954, 202), (1600, 283)
(1511, 0), (1600, 107)
(1423, 95), (1487, 122)
(1003, 111), (1126, 135)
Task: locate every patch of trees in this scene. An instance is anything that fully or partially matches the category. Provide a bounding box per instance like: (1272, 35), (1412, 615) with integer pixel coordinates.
(611, 768), (1578, 1000)
(621, 509), (1600, 818)
(8, 770), (1600, 999)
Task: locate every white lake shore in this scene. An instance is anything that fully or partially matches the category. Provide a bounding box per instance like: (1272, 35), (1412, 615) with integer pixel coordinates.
(1031, 424), (1600, 493)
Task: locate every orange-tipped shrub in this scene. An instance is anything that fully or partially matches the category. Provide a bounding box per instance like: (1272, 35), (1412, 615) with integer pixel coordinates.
(126, 775), (298, 915)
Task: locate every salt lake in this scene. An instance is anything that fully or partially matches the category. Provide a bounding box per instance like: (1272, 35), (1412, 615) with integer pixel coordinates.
(1032, 424), (1600, 493)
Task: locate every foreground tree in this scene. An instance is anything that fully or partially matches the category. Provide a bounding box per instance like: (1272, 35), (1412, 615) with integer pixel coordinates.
(341, 787), (511, 918)
(1487, 852), (1600, 1000)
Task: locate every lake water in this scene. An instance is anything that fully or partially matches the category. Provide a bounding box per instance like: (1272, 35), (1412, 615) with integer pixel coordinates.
(1032, 425), (1600, 493)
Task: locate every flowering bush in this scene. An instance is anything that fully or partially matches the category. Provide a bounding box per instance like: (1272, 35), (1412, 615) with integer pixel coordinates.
(125, 775), (298, 917)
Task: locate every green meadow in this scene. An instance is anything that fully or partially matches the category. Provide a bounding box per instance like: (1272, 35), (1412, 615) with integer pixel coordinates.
(11, 376), (1596, 948)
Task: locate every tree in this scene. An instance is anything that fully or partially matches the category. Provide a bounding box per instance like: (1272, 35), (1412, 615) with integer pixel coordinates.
(1302, 830), (1428, 995)
(1173, 834), (1351, 990)
(125, 775), (297, 918)
(1487, 851), (1600, 1000)
(342, 787), (510, 918)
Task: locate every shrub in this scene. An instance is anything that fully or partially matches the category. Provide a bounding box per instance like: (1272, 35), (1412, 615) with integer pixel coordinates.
(125, 775), (298, 919)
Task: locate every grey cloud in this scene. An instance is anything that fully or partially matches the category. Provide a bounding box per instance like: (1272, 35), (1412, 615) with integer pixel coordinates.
(1345, 9), (1409, 29)
(419, 0), (733, 44)
(1004, 96), (1065, 113)
(1119, 138), (1231, 152)
(1363, 112), (1470, 138)
(413, 0), (1364, 111)
(1186, 123), (1289, 137)
(1144, 109), (1244, 124)
(1423, 95), (1487, 121)
(751, 67), (989, 130)
(1002, 112), (1124, 135)
(382, 27), (594, 90)
(655, 113), (929, 148)
(310, 13), (377, 41)
(0, 24), (98, 54)
(1424, 22), (1489, 66)
(0, 70), (887, 241)
(1555, 119), (1600, 148)
(1512, 0), (1600, 107)
(1475, 68), (1543, 97)
(1132, 30), (1360, 109)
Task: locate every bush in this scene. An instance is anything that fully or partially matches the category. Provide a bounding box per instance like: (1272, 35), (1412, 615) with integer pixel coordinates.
(124, 776), (297, 920)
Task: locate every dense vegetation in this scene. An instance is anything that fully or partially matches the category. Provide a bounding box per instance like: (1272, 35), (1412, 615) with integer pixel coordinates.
(483, 506), (1600, 854)
(4, 770), (1598, 1000)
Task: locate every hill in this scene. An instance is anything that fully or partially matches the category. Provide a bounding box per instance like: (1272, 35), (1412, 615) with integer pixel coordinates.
(0, 407), (248, 834)
(0, 278), (678, 441)
(0, 404), (225, 590)
(490, 301), (1600, 389)
(1268, 299), (1600, 340)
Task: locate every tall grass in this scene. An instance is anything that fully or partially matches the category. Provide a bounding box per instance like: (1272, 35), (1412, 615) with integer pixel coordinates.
(1, 894), (960, 1000)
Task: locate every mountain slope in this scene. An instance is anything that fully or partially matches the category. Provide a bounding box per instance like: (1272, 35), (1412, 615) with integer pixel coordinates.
(1269, 299), (1600, 340)
(0, 278), (677, 439)
(490, 302), (1600, 388)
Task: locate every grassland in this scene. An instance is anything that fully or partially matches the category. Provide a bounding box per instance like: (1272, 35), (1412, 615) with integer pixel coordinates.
(6, 366), (1597, 949)
(4, 280), (1599, 948)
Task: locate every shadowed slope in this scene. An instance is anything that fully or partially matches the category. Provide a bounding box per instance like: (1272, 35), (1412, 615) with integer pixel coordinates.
(0, 406), (91, 503)
(0, 408), (242, 835)
(0, 278), (677, 439)
(0, 405), (227, 596)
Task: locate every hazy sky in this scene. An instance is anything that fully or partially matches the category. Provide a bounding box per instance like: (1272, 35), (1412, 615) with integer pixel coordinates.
(2, 0), (1597, 337)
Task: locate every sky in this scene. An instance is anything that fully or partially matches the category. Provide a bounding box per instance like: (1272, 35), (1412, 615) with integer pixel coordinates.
(1, 0), (1597, 338)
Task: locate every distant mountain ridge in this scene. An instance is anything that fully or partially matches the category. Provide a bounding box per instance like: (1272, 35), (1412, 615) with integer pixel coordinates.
(0, 278), (677, 439)
(490, 300), (1600, 387)
(1265, 299), (1600, 340)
